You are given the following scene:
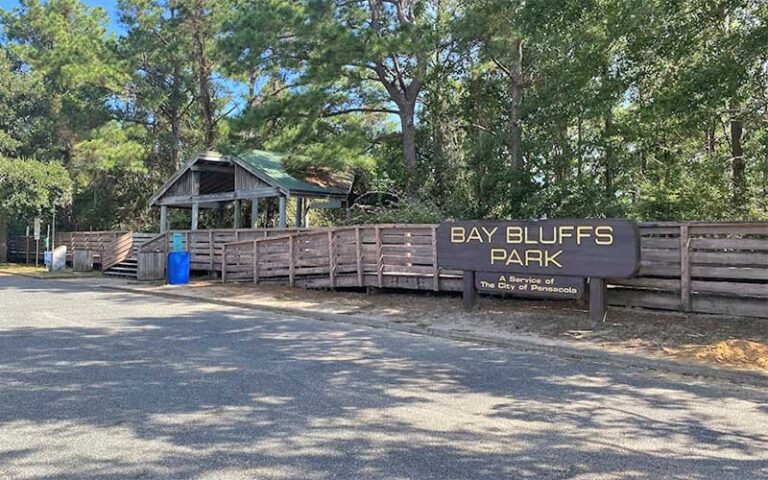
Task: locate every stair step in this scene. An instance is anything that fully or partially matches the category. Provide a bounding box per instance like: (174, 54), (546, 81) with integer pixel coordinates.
(107, 266), (138, 273)
(103, 271), (137, 278)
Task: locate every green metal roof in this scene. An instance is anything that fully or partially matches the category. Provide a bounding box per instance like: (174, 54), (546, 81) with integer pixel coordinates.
(236, 150), (351, 196)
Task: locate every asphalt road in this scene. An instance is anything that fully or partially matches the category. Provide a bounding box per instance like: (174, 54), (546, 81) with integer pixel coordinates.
(0, 274), (767, 480)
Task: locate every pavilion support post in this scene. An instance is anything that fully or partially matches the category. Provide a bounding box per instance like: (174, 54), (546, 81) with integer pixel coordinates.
(159, 206), (169, 233)
(233, 200), (241, 229)
(278, 196), (287, 228)
(191, 201), (200, 230)
(304, 207), (310, 228)
(294, 197), (304, 228)
(251, 198), (259, 228)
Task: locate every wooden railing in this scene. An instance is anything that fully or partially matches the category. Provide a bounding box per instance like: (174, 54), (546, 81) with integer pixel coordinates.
(223, 225), (456, 290)
(138, 232), (169, 254)
(138, 228), (306, 272)
(222, 222), (768, 319)
(101, 231), (135, 271)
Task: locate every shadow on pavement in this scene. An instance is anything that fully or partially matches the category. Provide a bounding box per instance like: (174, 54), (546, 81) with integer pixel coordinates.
(0, 275), (767, 479)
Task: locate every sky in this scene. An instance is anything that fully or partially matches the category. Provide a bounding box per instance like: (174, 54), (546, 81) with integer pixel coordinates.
(0, 0), (123, 33)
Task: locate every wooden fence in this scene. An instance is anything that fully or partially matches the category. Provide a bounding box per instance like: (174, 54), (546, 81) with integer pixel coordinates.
(609, 222), (768, 318)
(222, 222), (768, 319)
(9, 231), (156, 272)
(10, 223), (764, 319)
(8, 231), (128, 265)
(137, 228), (306, 279)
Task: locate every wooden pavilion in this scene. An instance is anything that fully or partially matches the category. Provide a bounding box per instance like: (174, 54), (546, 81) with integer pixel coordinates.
(149, 150), (352, 231)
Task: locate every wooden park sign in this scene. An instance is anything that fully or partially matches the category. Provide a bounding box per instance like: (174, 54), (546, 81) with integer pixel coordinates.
(436, 219), (640, 325)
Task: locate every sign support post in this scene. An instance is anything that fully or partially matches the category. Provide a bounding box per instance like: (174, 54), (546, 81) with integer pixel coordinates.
(588, 277), (606, 327)
(462, 270), (477, 310)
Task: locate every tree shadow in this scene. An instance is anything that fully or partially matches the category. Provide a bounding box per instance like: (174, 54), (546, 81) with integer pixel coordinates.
(1, 275), (767, 479)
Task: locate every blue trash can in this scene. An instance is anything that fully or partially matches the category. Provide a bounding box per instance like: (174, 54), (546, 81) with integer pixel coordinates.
(167, 251), (190, 285)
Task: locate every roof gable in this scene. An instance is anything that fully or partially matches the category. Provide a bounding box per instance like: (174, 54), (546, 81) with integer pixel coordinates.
(150, 150), (352, 207)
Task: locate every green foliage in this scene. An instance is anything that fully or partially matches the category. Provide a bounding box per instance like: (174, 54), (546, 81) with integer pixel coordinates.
(0, 50), (55, 159)
(0, 157), (72, 220)
(1, 0), (768, 232)
(347, 198), (444, 225)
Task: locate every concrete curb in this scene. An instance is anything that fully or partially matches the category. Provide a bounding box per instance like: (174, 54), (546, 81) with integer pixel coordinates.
(102, 284), (768, 388)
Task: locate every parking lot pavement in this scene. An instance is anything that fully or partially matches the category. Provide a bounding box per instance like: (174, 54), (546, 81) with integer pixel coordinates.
(1, 274), (767, 479)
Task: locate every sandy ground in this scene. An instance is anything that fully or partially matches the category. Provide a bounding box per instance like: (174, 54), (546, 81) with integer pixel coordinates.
(125, 279), (768, 374)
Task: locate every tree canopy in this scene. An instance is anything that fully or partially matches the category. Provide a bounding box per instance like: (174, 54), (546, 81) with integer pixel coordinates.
(0, 156), (72, 222)
(0, 0), (766, 231)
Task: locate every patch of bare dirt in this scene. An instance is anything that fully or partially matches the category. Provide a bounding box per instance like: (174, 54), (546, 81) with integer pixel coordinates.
(664, 340), (768, 370)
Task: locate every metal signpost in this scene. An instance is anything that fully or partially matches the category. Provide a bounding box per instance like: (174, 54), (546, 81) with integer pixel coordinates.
(33, 217), (41, 267)
(436, 219), (640, 326)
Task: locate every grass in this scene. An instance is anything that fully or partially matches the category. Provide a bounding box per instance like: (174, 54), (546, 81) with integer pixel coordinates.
(0, 263), (101, 278)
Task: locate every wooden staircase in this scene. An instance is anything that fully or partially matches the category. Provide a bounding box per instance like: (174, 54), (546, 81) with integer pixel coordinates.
(103, 233), (156, 279)
(104, 257), (139, 278)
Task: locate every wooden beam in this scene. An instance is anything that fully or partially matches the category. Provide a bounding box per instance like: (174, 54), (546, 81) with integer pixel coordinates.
(208, 230), (214, 271)
(191, 202), (199, 230)
(233, 200), (241, 229)
(288, 235), (295, 287)
(222, 245), (228, 283)
(278, 196), (287, 228)
(589, 278), (606, 327)
(158, 187), (281, 206)
(328, 230), (335, 287)
(295, 197), (304, 227)
(431, 226), (439, 291)
(375, 226), (383, 288)
(462, 271), (477, 310)
(192, 171), (201, 195)
(190, 165), (233, 174)
(159, 206), (169, 233)
(253, 241), (259, 283)
(355, 227), (363, 287)
(251, 198), (259, 228)
(680, 224), (691, 312)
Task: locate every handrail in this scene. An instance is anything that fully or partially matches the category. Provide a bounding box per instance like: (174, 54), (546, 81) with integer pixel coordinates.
(101, 231), (135, 271)
(138, 232), (168, 253)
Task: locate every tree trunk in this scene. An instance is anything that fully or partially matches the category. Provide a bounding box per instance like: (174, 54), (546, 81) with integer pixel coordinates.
(170, 115), (182, 169)
(576, 110), (583, 179)
(399, 103), (419, 196)
(169, 63), (184, 170)
(730, 114), (746, 209)
(191, 0), (215, 149)
(508, 39), (524, 172)
(604, 112), (614, 200)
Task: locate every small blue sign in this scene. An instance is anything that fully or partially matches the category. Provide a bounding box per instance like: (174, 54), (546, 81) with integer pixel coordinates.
(172, 233), (184, 252)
